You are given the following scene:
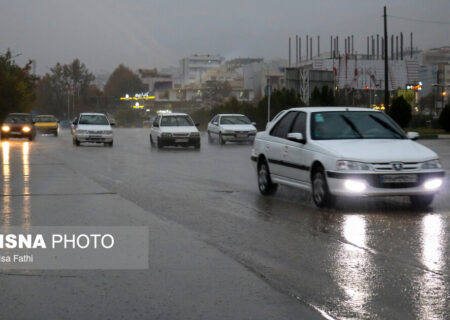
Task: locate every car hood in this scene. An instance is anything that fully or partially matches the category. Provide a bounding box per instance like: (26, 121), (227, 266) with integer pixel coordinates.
(160, 126), (198, 133)
(221, 124), (256, 131)
(312, 139), (438, 162)
(77, 124), (111, 131)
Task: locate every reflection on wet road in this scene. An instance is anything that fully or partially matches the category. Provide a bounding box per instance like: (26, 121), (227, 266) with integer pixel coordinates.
(1, 131), (449, 319)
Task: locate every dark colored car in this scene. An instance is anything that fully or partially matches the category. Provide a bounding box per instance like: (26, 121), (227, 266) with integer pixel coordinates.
(1, 113), (36, 141)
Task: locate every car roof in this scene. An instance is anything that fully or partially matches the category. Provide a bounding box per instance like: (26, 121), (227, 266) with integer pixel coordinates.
(287, 106), (381, 113)
(7, 113), (31, 116)
(217, 114), (246, 117)
(161, 113), (189, 116)
(79, 113), (107, 116)
(36, 115), (56, 117)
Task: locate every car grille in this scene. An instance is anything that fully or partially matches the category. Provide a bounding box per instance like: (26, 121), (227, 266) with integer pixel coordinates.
(88, 131), (102, 134)
(371, 162), (420, 172)
(172, 133), (189, 137)
(234, 131), (249, 134)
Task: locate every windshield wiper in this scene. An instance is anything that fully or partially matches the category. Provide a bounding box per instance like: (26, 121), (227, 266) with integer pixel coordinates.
(340, 115), (363, 138)
(369, 115), (404, 139)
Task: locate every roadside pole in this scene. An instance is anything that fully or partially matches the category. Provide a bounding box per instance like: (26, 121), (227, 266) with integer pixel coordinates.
(384, 6), (389, 109)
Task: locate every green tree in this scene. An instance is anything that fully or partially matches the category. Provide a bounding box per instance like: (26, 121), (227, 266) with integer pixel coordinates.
(438, 103), (450, 132)
(257, 88), (304, 122)
(388, 96), (412, 128)
(35, 59), (95, 118)
(104, 64), (146, 99)
(0, 50), (36, 121)
(310, 85), (335, 106)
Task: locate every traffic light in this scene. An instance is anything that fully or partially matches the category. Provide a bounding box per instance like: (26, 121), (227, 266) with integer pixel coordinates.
(365, 85), (370, 90)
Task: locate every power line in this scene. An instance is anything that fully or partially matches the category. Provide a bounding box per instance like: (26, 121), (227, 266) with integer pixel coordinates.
(388, 14), (450, 25)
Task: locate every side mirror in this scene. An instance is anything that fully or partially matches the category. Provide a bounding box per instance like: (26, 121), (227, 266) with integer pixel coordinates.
(153, 123), (159, 128)
(251, 122), (256, 126)
(110, 122), (116, 126)
(72, 121), (77, 125)
(195, 123), (200, 127)
(212, 122), (218, 126)
(406, 131), (419, 140)
(287, 132), (306, 144)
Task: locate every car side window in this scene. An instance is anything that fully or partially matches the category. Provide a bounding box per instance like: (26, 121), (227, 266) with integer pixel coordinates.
(211, 115), (218, 124)
(290, 112), (307, 137)
(270, 112), (298, 139)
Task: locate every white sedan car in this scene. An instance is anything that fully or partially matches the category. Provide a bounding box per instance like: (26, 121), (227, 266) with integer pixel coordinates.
(251, 107), (445, 208)
(207, 114), (257, 144)
(150, 113), (200, 149)
(72, 113), (114, 147)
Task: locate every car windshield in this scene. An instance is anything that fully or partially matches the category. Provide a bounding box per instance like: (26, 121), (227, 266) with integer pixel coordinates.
(220, 116), (251, 125)
(160, 116), (194, 127)
(310, 111), (406, 140)
(5, 115), (32, 123)
(78, 115), (109, 125)
(35, 117), (56, 122)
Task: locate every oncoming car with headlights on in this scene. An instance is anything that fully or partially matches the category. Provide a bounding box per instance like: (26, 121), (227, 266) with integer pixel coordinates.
(150, 113), (200, 149)
(1, 113), (36, 141)
(207, 114), (257, 144)
(72, 113), (114, 147)
(251, 107), (445, 208)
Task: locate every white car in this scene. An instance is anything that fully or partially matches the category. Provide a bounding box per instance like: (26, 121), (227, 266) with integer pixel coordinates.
(150, 113), (200, 149)
(72, 113), (114, 147)
(251, 107), (445, 208)
(207, 114), (257, 144)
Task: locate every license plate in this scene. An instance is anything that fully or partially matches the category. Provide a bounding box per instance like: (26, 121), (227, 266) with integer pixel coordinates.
(175, 138), (188, 143)
(380, 174), (418, 183)
(236, 134), (248, 138)
(89, 135), (101, 138)
(10, 132), (21, 135)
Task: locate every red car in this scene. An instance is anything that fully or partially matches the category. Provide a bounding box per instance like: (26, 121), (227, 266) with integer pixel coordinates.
(1, 113), (36, 141)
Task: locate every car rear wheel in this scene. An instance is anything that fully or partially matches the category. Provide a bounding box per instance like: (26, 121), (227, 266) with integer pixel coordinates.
(258, 161), (278, 195)
(410, 194), (434, 209)
(312, 169), (336, 208)
(73, 138), (80, 146)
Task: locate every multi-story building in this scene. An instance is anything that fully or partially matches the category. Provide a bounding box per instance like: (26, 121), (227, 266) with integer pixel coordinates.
(285, 66), (334, 104)
(180, 54), (224, 83)
(422, 46), (450, 65)
(138, 69), (174, 93)
(243, 59), (286, 99)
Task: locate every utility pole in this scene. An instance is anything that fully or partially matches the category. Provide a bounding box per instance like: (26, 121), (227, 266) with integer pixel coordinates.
(384, 6), (389, 109)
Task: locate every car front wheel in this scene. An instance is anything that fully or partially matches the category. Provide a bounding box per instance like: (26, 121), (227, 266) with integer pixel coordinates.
(219, 133), (225, 145)
(312, 170), (335, 208)
(258, 161), (278, 195)
(157, 137), (164, 149)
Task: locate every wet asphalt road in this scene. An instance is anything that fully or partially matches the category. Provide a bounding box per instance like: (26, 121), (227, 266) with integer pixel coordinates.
(1, 129), (450, 320)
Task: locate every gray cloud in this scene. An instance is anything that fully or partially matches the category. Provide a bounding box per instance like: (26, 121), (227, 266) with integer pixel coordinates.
(1, 0), (449, 75)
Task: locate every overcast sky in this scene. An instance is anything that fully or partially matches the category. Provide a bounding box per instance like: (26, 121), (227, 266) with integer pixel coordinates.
(1, 0), (449, 75)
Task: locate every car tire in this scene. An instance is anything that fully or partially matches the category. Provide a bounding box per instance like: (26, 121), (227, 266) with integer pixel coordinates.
(410, 194), (434, 209)
(312, 168), (336, 208)
(157, 137), (164, 149)
(258, 160), (278, 196)
(73, 138), (80, 146)
(194, 142), (200, 149)
(207, 131), (213, 143)
(219, 133), (225, 145)
(0, 135), (6, 141)
(28, 136), (34, 141)
(54, 132), (58, 137)
(105, 141), (113, 147)
(150, 135), (154, 146)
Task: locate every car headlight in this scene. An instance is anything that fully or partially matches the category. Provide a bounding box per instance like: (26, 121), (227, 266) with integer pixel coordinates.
(76, 130), (88, 134)
(22, 126), (31, 132)
(2, 125), (10, 132)
(336, 160), (372, 171)
(421, 160), (442, 170)
(190, 132), (200, 137)
(161, 132), (172, 137)
(103, 130), (113, 134)
(249, 130), (257, 134)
